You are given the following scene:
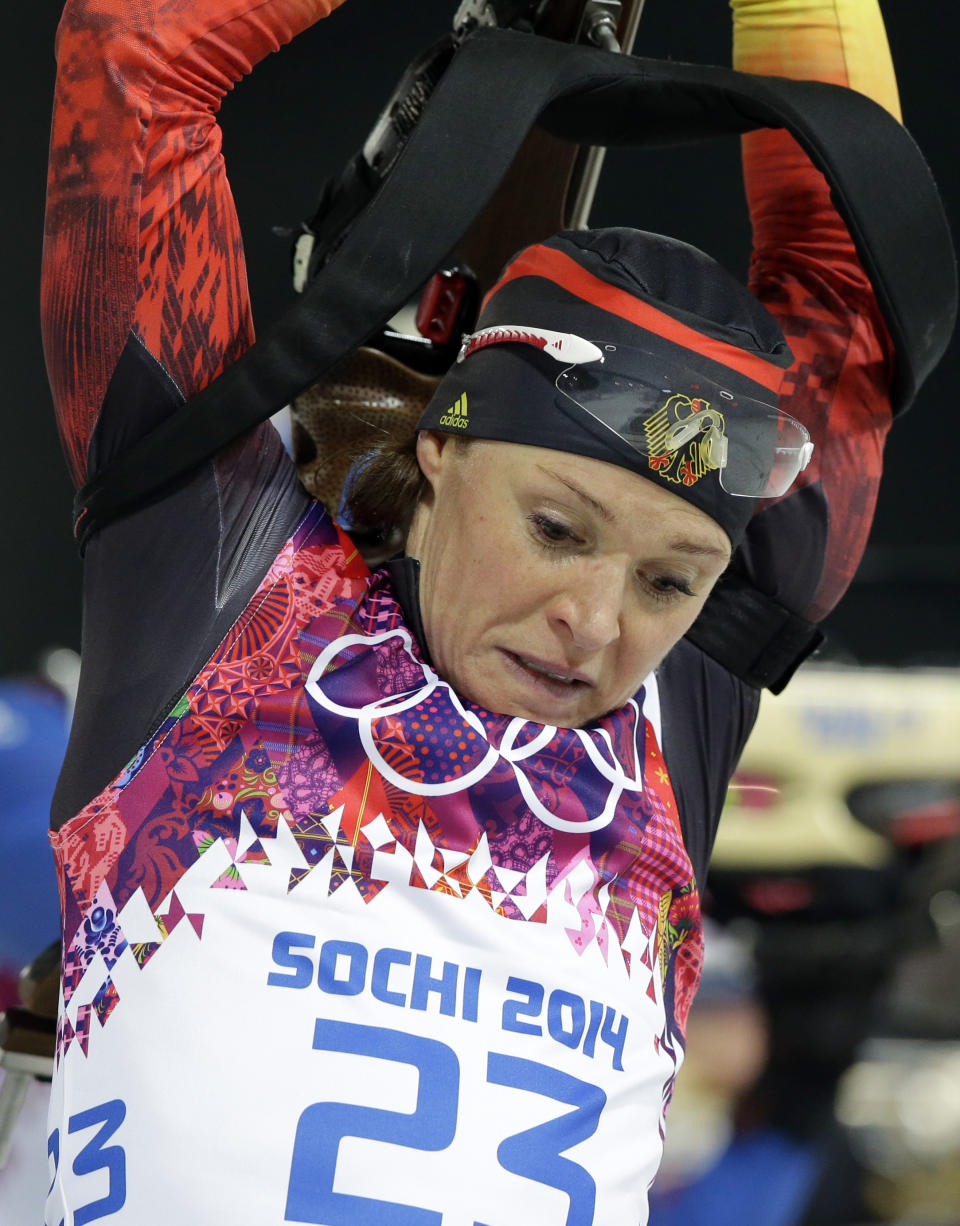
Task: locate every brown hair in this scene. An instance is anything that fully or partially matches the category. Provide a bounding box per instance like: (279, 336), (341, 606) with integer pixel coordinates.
(342, 429), (427, 553)
(290, 347), (441, 555)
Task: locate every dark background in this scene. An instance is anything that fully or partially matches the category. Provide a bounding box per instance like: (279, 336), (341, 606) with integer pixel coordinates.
(2, 0), (956, 679)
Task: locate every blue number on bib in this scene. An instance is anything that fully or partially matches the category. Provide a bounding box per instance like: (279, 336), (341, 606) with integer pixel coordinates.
(68, 1100), (127, 1225)
(487, 1054), (606, 1226)
(46, 1128), (60, 1195)
(45, 1129), (65, 1226)
(285, 1020), (458, 1224)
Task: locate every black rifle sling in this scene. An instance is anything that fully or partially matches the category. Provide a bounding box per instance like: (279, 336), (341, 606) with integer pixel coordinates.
(72, 29), (956, 690)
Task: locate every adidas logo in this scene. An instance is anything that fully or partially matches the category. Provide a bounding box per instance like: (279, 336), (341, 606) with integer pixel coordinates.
(439, 392), (470, 429)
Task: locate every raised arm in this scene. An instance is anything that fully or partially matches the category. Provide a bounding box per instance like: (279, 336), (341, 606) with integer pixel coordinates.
(42, 0), (343, 488)
(659, 0), (904, 880)
(732, 0), (899, 624)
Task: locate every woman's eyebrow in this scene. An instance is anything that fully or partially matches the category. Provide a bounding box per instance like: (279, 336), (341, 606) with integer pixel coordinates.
(667, 537), (731, 563)
(537, 466), (614, 522)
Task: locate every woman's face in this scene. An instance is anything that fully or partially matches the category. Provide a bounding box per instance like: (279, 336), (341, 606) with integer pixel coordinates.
(406, 434), (731, 727)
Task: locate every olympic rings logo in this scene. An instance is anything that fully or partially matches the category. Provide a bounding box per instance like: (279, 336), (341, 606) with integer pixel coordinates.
(305, 629), (648, 833)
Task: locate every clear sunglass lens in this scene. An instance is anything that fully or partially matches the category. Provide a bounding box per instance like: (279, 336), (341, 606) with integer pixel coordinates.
(556, 353), (811, 499)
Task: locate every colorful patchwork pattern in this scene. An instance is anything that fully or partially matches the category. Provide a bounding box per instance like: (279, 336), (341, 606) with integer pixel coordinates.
(52, 504), (702, 1063)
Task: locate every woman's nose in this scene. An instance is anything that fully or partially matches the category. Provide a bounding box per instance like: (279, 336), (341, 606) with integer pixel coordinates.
(547, 562), (624, 651)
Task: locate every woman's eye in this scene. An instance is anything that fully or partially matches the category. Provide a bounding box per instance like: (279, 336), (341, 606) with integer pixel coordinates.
(528, 513), (580, 546)
(644, 574), (695, 600)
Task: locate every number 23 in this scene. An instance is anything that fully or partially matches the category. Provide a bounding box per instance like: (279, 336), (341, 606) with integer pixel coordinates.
(285, 1019), (606, 1226)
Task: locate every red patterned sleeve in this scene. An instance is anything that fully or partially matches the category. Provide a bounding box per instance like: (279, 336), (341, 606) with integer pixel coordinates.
(732, 0), (900, 623)
(42, 0), (345, 488)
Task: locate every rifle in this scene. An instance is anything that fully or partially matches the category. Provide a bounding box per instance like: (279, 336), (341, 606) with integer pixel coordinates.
(292, 0), (648, 347)
(287, 0), (650, 525)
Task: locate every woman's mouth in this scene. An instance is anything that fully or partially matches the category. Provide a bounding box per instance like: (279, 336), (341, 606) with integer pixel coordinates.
(500, 650), (592, 699)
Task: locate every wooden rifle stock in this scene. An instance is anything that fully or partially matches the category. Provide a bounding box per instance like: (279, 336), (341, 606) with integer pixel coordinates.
(456, 0), (646, 292)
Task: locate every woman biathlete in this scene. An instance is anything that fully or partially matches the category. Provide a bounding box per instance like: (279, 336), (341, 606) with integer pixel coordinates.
(42, 0), (904, 1221)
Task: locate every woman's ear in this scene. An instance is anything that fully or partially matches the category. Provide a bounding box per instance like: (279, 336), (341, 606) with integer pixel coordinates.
(415, 430), (451, 490)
